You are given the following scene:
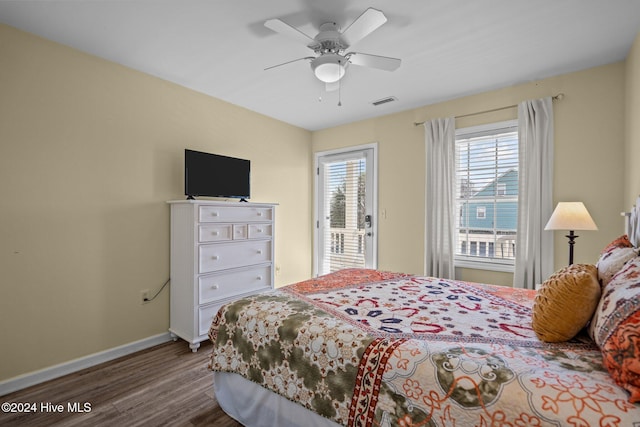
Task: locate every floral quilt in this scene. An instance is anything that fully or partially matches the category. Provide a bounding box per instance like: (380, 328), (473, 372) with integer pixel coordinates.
(209, 269), (640, 427)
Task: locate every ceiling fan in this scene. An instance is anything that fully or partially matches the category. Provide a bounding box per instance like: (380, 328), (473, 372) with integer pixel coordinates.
(264, 8), (401, 91)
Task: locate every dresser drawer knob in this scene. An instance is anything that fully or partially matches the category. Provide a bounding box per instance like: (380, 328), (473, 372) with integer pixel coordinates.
(256, 276), (262, 281)
(211, 284), (219, 290)
(212, 255), (219, 260)
(211, 212), (219, 217)
(257, 212), (263, 216)
(257, 228), (263, 233)
(212, 231), (219, 236)
(257, 250), (263, 254)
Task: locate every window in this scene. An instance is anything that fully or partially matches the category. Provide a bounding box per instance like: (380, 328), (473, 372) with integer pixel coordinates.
(479, 241), (487, 256)
(476, 206), (486, 219)
(455, 120), (518, 272)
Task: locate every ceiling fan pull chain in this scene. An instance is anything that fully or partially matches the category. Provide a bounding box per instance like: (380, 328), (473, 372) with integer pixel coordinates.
(338, 60), (342, 107)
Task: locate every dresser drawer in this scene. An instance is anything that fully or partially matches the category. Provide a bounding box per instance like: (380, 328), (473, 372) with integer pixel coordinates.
(199, 240), (272, 273)
(233, 224), (248, 240)
(199, 206), (273, 223)
(199, 224), (233, 242)
(199, 265), (272, 305)
(198, 302), (225, 336)
(248, 223), (272, 239)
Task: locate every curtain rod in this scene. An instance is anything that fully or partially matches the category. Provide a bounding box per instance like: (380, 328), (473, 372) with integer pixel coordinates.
(413, 93), (565, 127)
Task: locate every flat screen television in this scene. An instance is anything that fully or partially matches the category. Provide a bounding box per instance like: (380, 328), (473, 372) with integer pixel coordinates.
(184, 149), (250, 201)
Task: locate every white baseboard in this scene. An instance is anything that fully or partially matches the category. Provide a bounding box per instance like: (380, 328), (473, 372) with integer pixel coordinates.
(0, 332), (172, 396)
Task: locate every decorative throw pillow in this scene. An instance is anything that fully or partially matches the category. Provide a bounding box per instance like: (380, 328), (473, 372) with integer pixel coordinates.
(589, 256), (640, 345)
(598, 247), (637, 287)
(596, 235), (637, 287)
(602, 234), (633, 252)
(532, 264), (601, 342)
(589, 256), (640, 402)
(601, 310), (640, 403)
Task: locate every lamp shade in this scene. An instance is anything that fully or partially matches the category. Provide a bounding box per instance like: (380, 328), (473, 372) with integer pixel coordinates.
(311, 54), (346, 83)
(545, 202), (598, 231)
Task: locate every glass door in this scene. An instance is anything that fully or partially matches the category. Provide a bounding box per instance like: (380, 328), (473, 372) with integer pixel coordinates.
(315, 146), (377, 275)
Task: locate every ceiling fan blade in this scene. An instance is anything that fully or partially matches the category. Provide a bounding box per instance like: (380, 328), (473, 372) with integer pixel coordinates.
(264, 18), (316, 48)
(265, 56), (314, 71)
(340, 8), (387, 47)
(348, 52), (401, 71)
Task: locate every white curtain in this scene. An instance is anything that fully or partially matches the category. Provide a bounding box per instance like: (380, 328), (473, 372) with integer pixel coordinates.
(424, 118), (456, 279)
(514, 97), (554, 289)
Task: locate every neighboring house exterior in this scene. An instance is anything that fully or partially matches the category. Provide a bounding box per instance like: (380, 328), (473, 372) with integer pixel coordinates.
(458, 169), (518, 259)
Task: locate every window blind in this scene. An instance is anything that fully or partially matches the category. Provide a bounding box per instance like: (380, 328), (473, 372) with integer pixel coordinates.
(322, 158), (366, 272)
(455, 123), (518, 262)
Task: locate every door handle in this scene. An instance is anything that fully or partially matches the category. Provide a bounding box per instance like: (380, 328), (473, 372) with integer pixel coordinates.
(364, 214), (372, 228)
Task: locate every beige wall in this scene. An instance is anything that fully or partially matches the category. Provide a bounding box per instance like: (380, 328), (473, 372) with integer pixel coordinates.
(625, 31), (640, 203)
(312, 62), (627, 286)
(0, 24), (312, 381)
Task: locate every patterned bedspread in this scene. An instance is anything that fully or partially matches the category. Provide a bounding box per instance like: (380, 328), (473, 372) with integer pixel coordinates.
(209, 269), (640, 427)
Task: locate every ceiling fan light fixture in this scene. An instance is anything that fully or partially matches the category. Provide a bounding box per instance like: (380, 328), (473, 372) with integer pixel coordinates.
(311, 54), (346, 83)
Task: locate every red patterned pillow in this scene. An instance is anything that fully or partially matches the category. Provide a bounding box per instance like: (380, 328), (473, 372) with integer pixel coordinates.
(589, 256), (640, 402)
(596, 235), (637, 287)
(602, 235), (633, 252)
(601, 310), (640, 402)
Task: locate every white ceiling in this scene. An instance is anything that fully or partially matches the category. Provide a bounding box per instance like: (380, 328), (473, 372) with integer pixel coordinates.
(1, 0), (639, 131)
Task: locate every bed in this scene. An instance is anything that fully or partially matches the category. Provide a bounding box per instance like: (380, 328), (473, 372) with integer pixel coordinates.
(208, 204), (640, 426)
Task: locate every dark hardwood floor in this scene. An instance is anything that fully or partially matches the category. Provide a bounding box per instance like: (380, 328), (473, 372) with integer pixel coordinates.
(0, 340), (243, 426)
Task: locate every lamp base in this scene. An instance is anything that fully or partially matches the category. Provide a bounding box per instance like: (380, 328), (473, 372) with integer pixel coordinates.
(565, 230), (578, 265)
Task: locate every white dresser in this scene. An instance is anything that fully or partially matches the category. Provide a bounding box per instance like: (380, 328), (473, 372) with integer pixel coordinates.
(167, 200), (276, 351)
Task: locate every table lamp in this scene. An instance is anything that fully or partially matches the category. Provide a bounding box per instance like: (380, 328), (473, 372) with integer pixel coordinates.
(545, 202), (598, 265)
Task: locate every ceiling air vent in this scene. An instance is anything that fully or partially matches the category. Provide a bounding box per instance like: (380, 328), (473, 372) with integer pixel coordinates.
(371, 96), (397, 106)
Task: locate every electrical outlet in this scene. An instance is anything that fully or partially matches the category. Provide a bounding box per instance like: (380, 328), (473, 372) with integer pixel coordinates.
(140, 289), (150, 305)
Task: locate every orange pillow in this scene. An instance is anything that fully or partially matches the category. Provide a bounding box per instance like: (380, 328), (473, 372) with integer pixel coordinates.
(589, 256), (640, 402)
(601, 310), (640, 402)
(532, 264), (601, 342)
